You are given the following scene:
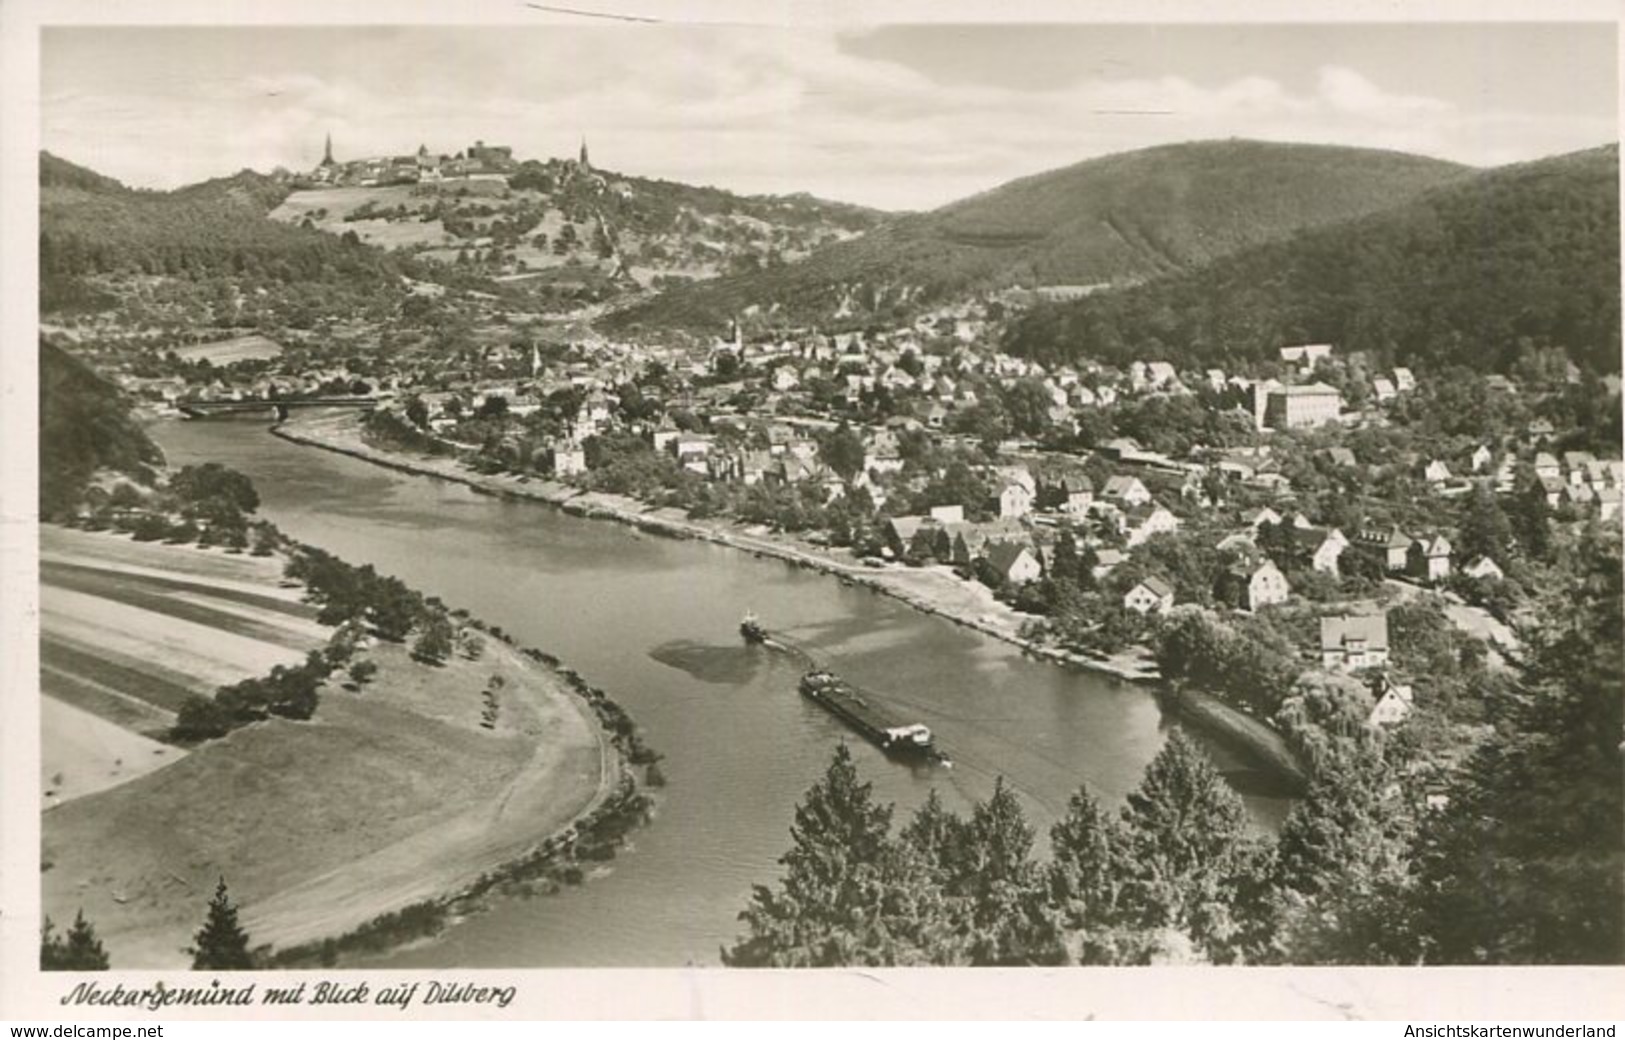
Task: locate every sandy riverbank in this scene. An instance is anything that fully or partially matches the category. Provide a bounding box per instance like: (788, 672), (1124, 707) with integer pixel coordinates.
(40, 526), (622, 968)
(271, 410), (1162, 685)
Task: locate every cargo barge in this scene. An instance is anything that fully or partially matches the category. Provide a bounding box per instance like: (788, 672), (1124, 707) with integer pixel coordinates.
(799, 670), (951, 766)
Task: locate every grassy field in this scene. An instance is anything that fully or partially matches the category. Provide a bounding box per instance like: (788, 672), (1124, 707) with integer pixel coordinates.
(172, 334), (283, 365)
(39, 526), (612, 968)
(42, 697), (182, 806)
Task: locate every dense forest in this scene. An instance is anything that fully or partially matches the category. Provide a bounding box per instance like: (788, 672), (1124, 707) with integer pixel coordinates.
(39, 152), (406, 308)
(39, 340), (165, 518)
(604, 140), (1470, 332)
(1004, 145), (1621, 375)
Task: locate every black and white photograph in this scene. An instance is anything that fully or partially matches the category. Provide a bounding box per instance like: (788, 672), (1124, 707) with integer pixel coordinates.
(2, 0), (1622, 1022)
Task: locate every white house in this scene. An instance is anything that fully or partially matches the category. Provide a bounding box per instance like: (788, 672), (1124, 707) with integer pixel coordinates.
(1368, 681), (1415, 728)
(987, 541), (1043, 586)
(553, 442), (588, 478)
(998, 483), (1034, 519)
(1296, 526), (1348, 576)
(1124, 504), (1180, 547)
(1463, 555), (1504, 581)
(1101, 475), (1152, 508)
(1321, 613), (1390, 672)
(1239, 559), (1291, 611)
(1409, 535), (1453, 583)
(1123, 576), (1176, 615)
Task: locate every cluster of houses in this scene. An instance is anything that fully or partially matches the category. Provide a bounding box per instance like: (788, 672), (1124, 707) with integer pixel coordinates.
(1529, 448), (1625, 520)
(306, 138), (516, 188)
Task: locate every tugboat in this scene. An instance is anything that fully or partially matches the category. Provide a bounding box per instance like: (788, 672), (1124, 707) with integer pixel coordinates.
(798, 670), (951, 766)
(739, 611), (769, 644)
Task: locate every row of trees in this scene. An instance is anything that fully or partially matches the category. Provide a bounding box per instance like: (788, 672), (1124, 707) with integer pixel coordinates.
(727, 734), (1286, 966)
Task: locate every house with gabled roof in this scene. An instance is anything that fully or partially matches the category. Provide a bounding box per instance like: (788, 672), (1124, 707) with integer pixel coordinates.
(1217, 557), (1291, 612)
(1367, 679), (1415, 727)
(945, 518), (1026, 566)
(1463, 555), (1504, 581)
(1123, 576), (1176, 615)
(1091, 548), (1126, 581)
(1409, 534), (1452, 583)
(1598, 486), (1622, 521)
(1123, 504), (1180, 547)
(1294, 526), (1348, 575)
(986, 540), (1043, 586)
(1356, 526), (1413, 572)
(998, 481), (1034, 519)
(1101, 475), (1152, 508)
(1321, 613), (1390, 671)
(1056, 475), (1095, 515)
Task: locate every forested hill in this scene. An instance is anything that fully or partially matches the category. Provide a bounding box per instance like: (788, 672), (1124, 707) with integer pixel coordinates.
(40, 152), (401, 305)
(602, 140), (1472, 333)
(39, 341), (165, 518)
(1003, 144), (1622, 375)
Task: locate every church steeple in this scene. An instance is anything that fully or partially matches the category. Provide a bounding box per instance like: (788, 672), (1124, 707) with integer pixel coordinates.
(322, 132), (335, 167)
(578, 137), (590, 170)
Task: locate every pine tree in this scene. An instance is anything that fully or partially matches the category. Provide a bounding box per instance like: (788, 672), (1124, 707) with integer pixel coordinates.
(1256, 741), (1415, 965)
(1457, 481), (1512, 565)
(957, 778), (1049, 965)
(1509, 468), (1552, 561)
(42, 910), (111, 970)
(190, 877), (256, 970)
(723, 745), (899, 967)
(1116, 730), (1256, 959)
(1042, 787), (1126, 961)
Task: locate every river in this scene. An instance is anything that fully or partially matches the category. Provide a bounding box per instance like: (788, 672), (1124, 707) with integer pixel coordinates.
(150, 420), (1293, 968)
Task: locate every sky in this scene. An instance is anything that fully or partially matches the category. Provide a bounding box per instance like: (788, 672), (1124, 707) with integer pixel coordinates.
(41, 19), (1620, 211)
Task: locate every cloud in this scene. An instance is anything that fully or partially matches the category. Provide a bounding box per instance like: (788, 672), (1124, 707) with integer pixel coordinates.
(41, 26), (1617, 210)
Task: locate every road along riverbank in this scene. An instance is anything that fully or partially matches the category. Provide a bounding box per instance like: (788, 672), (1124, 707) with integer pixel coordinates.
(271, 410), (1159, 682)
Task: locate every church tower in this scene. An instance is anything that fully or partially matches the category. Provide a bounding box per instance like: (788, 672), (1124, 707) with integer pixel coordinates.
(322, 132), (335, 167)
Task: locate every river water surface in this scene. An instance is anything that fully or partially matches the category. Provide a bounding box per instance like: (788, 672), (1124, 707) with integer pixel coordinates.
(151, 420), (1291, 968)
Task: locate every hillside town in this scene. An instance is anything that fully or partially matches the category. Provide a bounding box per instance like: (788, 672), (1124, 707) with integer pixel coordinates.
(90, 278), (1620, 779)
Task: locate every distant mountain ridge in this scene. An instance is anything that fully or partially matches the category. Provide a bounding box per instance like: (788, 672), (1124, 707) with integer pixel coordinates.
(1002, 144), (1621, 375)
(602, 139), (1476, 332)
